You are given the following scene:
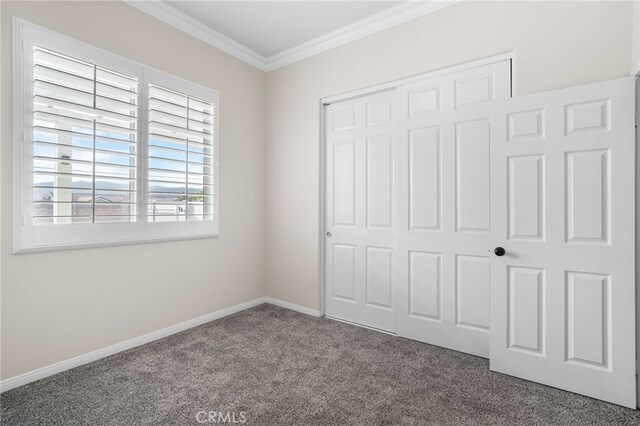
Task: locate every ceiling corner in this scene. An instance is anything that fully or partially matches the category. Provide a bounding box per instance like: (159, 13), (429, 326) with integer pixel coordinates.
(125, 0), (461, 73)
(125, 0), (270, 71)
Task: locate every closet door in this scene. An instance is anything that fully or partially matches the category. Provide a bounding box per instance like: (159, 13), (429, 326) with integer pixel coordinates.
(489, 77), (636, 408)
(324, 90), (397, 331)
(394, 61), (511, 357)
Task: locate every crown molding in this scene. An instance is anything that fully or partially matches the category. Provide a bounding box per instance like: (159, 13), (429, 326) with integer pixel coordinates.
(125, 0), (460, 72)
(125, 0), (269, 70)
(263, 0), (461, 71)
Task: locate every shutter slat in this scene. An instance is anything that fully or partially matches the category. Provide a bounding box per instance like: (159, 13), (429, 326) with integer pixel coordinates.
(34, 80), (94, 106)
(95, 81), (138, 103)
(35, 126), (137, 148)
(149, 85), (187, 106)
(149, 108), (187, 126)
(33, 155), (136, 170)
(97, 95), (138, 115)
(188, 107), (214, 121)
(35, 79), (138, 115)
(148, 191), (190, 197)
(34, 64), (94, 91)
(150, 98), (187, 117)
(34, 65), (138, 97)
(149, 133), (211, 150)
(34, 140), (136, 158)
(34, 169), (136, 182)
(96, 67), (138, 91)
(188, 97), (215, 114)
(34, 95), (137, 124)
(34, 48), (93, 78)
(34, 201), (136, 206)
(149, 120), (208, 140)
(34, 185), (135, 195)
(150, 145), (212, 159)
(148, 155), (188, 165)
(34, 110), (138, 137)
(148, 178), (190, 186)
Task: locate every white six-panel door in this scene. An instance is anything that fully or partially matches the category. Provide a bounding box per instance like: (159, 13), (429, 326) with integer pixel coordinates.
(394, 62), (510, 357)
(325, 60), (511, 340)
(325, 90), (398, 331)
(489, 77), (636, 408)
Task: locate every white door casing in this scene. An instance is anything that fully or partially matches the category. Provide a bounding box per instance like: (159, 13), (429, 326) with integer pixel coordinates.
(636, 72), (640, 410)
(489, 77), (636, 408)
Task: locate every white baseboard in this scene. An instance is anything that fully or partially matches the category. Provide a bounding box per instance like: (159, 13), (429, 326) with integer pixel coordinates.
(1, 296), (323, 393)
(263, 297), (322, 317)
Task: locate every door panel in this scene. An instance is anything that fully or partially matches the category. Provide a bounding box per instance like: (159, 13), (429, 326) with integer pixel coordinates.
(455, 119), (491, 232)
(409, 250), (442, 320)
(366, 246), (393, 308)
(565, 149), (609, 243)
(507, 266), (545, 355)
(565, 271), (610, 368)
(366, 135), (393, 228)
(454, 72), (496, 109)
(508, 154), (544, 241)
(408, 126), (441, 230)
(332, 244), (356, 301)
(333, 140), (356, 227)
(332, 105), (356, 132)
(395, 60), (511, 358)
(489, 77), (635, 408)
(456, 254), (491, 331)
(325, 91), (397, 332)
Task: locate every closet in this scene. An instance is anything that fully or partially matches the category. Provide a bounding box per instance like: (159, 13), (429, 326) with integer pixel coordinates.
(323, 57), (636, 407)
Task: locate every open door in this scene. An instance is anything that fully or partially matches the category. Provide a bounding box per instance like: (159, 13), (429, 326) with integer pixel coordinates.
(489, 77), (636, 408)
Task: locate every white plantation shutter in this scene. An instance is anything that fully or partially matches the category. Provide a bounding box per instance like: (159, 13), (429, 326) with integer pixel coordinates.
(147, 84), (216, 222)
(14, 19), (219, 252)
(32, 47), (139, 224)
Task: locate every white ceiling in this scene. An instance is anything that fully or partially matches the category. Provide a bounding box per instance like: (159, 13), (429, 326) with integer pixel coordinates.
(127, 0), (459, 71)
(165, 1), (403, 58)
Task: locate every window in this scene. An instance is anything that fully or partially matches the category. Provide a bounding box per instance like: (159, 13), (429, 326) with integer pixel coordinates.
(32, 47), (139, 225)
(147, 84), (215, 223)
(13, 19), (219, 253)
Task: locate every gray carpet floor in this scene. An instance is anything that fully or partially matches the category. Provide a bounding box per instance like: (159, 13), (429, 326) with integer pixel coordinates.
(2, 304), (640, 425)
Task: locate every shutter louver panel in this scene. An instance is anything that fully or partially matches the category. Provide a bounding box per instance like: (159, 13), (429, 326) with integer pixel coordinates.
(16, 21), (220, 252)
(32, 47), (139, 225)
(148, 84), (216, 222)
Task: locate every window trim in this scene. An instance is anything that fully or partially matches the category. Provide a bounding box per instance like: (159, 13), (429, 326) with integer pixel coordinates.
(13, 18), (220, 254)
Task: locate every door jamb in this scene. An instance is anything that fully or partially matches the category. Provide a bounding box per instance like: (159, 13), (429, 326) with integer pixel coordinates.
(635, 71), (639, 408)
(318, 100), (327, 317)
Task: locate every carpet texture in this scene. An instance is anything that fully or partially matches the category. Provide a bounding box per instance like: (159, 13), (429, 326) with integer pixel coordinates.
(2, 304), (640, 425)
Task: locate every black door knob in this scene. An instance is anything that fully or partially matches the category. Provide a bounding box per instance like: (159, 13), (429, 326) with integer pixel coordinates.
(494, 247), (506, 256)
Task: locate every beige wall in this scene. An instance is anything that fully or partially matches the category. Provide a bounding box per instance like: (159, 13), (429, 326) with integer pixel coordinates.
(1, 0), (636, 382)
(634, 0), (640, 75)
(264, 1), (635, 311)
(1, 1), (266, 380)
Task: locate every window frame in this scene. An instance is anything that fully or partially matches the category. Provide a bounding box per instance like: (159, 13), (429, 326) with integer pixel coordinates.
(13, 18), (220, 253)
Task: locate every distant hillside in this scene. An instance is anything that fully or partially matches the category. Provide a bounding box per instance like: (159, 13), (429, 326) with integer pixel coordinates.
(34, 181), (201, 201)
